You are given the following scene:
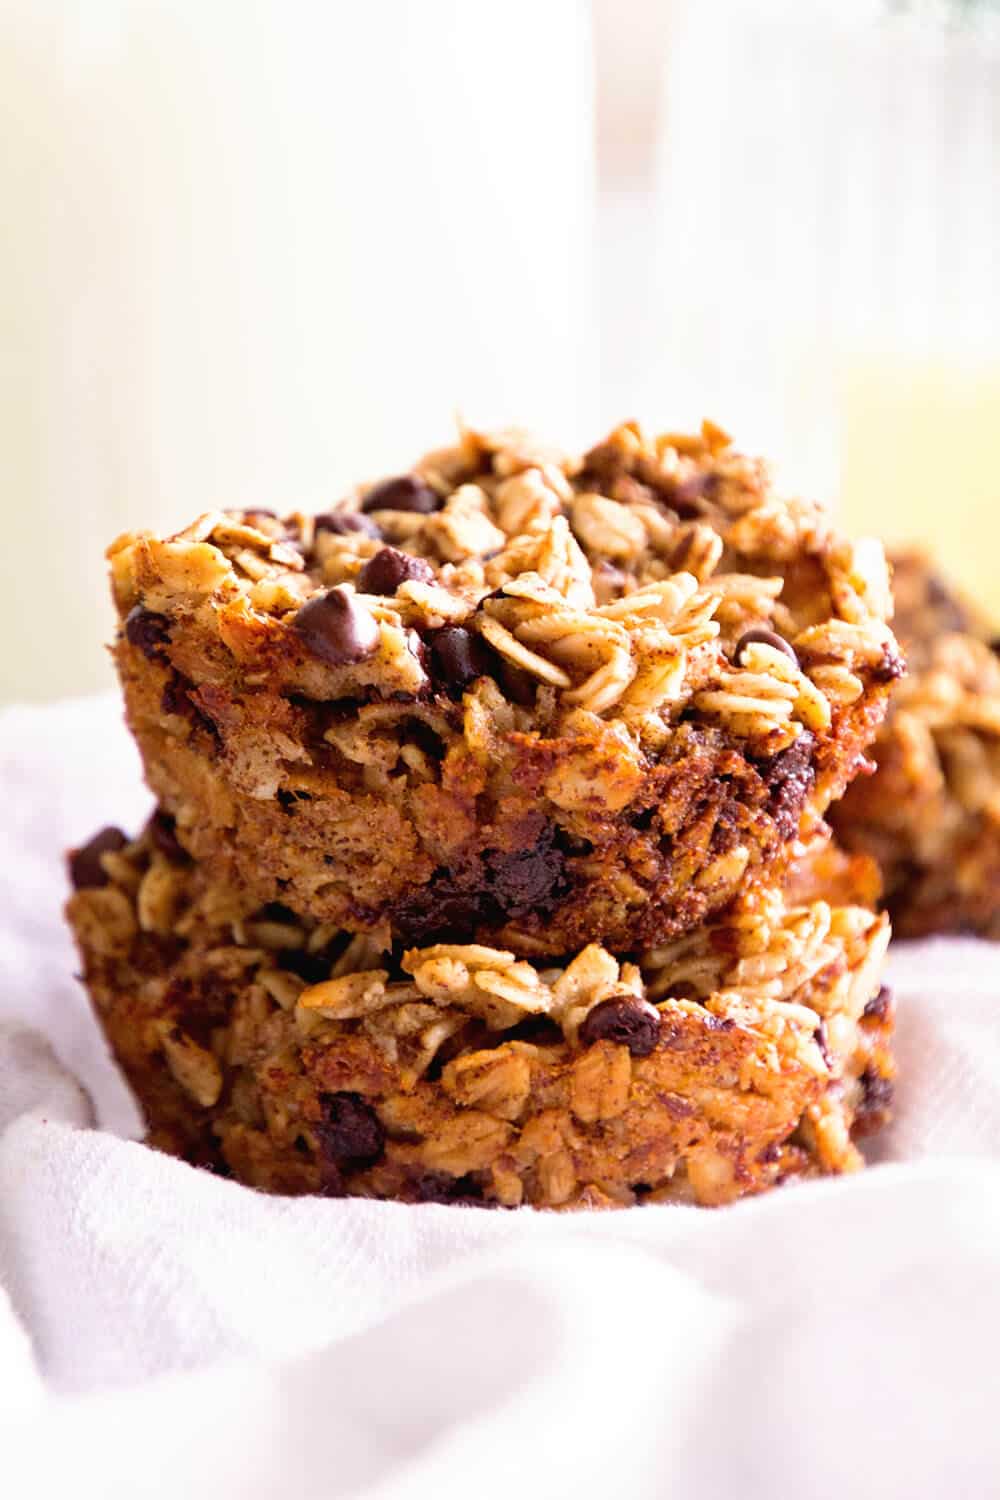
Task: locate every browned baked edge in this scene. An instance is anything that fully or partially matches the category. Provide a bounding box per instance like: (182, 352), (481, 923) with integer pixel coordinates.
(833, 551), (1000, 939)
(67, 819), (895, 1209)
(106, 419), (901, 954)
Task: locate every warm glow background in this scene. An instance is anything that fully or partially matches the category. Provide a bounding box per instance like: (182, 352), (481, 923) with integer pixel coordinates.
(643, 0), (1000, 613)
(1, 0), (998, 702)
(840, 356), (1000, 623)
(0, 1), (596, 704)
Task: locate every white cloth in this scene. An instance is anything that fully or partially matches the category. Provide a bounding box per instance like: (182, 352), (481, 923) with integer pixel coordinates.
(2, 696), (1000, 1499)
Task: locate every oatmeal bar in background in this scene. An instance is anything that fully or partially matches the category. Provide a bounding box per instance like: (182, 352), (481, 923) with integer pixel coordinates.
(66, 818), (894, 1209)
(833, 552), (1000, 938)
(106, 420), (901, 956)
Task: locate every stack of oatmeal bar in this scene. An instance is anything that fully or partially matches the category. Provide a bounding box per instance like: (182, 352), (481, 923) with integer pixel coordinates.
(67, 420), (903, 1207)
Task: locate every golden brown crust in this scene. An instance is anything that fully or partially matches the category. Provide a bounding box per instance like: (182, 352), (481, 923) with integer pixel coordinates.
(107, 420), (900, 954)
(67, 822), (894, 1209)
(781, 832), (883, 911)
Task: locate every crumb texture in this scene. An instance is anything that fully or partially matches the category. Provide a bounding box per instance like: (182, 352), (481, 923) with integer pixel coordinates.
(107, 419), (900, 953)
(67, 822), (894, 1209)
(834, 551), (1000, 938)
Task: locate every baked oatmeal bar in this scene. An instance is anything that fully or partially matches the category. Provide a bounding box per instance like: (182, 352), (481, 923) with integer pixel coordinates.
(66, 817), (895, 1209)
(833, 552), (1000, 938)
(107, 419), (901, 955)
(781, 829), (883, 912)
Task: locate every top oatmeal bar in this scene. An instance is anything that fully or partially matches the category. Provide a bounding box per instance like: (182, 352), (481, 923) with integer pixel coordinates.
(108, 419), (901, 955)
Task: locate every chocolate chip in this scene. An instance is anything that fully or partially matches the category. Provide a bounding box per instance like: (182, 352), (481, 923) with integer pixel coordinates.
(392, 883), (484, 945)
(293, 587), (380, 667)
(315, 1092), (385, 1168)
(734, 627), (799, 669)
(148, 809), (186, 862)
(357, 546), (434, 596)
(755, 730), (816, 841)
(427, 626), (492, 690)
(160, 673), (191, 719)
(497, 659), (538, 707)
(578, 994), (661, 1057)
(390, 825), (570, 944)
(667, 471), (714, 518)
(124, 605), (171, 663)
(855, 1068), (895, 1131)
(68, 826), (128, 890)
(861, 1069), (894, 1108)
(314, 511), (382, 540)
(244, 507), (277, 520)
(863, 984), (893, 1021)
(282, 948), (336, 985)
(411, 1172), (486, 1207)
(871, 639), (906, 684)
(318, 1160), (346, 1197)
(361, 475), (442, 515)
(483, 836), (567, 921)
(813, 1021), (832, 1068)
(159, 671), (220, 741)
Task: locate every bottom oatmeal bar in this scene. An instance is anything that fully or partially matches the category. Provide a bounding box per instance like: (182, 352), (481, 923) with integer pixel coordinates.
(66, 819), (894, 1209)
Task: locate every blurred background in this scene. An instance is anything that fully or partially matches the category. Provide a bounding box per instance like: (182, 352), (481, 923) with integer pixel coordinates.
(1, 0), (998, 704)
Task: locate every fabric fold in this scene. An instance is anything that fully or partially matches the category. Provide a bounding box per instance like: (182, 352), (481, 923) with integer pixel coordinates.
(3, 695), (1000, 1499)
